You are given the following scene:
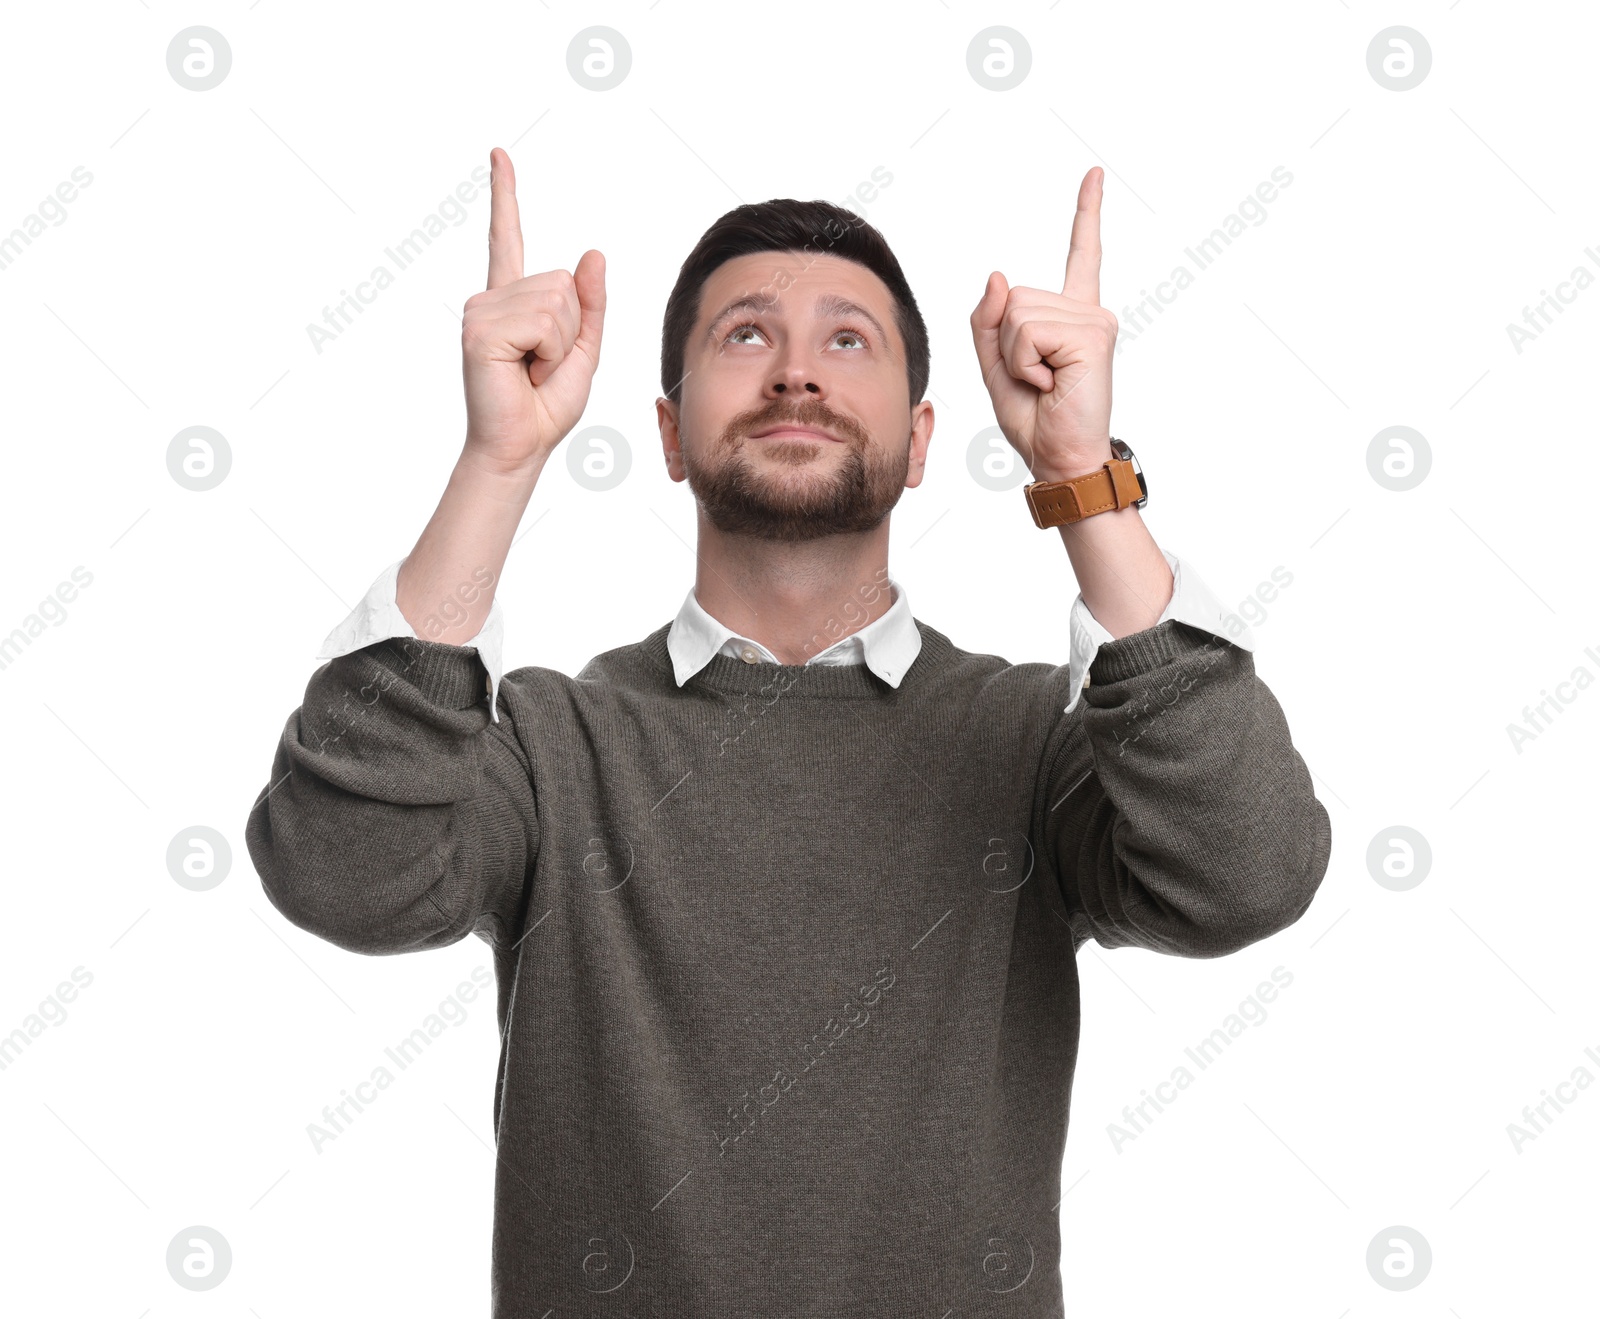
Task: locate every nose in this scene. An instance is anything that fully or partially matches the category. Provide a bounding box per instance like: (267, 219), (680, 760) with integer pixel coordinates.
(764, 347), (824, 399)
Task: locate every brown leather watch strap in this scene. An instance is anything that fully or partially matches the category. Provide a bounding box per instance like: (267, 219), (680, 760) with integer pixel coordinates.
(1024, 456), (1144, 528)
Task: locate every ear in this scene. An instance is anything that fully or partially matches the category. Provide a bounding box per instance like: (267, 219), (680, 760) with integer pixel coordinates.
(902, 398), (935, 490)
(656, 397), (688, 483)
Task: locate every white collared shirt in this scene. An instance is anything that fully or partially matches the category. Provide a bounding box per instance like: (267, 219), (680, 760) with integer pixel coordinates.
(665, 575), (923, 690)
(317, 551), (1252, 724)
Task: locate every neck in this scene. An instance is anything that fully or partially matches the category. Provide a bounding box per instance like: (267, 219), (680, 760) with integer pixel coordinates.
(691, 515), (895, 665)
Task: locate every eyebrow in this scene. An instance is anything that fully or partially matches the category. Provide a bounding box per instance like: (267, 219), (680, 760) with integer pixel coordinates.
(705, 291), (889, 346)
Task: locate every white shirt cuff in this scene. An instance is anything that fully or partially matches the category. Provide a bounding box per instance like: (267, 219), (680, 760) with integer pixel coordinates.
(316, 558), (504, 723)
(1064, 549), (1255, 714)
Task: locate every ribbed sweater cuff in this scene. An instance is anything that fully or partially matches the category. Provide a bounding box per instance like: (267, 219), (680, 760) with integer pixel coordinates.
(368, 636), (489, 711)
(1088, 618), (1223, 686)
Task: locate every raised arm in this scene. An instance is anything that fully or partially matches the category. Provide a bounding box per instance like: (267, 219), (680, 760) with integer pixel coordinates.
(245, 146), (606, 955)
(399, 145), (607, 644)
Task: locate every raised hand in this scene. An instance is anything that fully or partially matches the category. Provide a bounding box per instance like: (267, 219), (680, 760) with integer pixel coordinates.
(970, 166), (1118, 482)
(460, 147), (607, 475)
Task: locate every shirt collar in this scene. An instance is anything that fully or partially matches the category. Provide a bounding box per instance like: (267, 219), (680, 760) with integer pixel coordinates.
(667, 576), (921, 688)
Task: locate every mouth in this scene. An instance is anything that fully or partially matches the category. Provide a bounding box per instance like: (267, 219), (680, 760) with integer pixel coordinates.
(748, 424), (842, 444)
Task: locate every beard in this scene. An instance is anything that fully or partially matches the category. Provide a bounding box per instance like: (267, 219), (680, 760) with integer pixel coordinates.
(680, 396), (911, 543)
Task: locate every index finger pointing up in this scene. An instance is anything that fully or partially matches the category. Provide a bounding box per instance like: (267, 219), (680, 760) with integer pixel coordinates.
(1062, 166), (1104, 307)
(486, 147), (524, 290)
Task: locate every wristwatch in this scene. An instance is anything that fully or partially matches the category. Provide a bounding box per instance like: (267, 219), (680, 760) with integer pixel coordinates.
(1023, 437), (1148, 528)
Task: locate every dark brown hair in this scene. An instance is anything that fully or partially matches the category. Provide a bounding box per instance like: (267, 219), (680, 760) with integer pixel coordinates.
(660, 200), (930, 407)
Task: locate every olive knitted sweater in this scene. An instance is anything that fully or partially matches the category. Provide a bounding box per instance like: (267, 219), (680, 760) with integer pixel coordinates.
(245, 615), (1331, 1317)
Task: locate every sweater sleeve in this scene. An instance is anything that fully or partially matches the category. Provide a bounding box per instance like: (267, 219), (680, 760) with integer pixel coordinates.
(1038, 618), (1331, 957)
(245, 635), (538, 956)
(1062, 549), (1254, 715)
(314, 557), (507, 723)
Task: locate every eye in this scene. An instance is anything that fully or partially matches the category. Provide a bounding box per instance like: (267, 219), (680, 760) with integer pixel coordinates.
(720, 321), (871, 349)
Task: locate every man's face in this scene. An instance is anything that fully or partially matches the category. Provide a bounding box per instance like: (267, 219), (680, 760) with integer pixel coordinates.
(658, 251), (934, 543)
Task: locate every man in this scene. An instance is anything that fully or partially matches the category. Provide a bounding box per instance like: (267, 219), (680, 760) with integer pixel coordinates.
(247, 146), (1331, 1316)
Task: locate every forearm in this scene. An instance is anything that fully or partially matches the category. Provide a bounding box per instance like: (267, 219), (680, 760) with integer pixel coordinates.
(1033, 444), (1174, 639)
(397, 446), (545, 646)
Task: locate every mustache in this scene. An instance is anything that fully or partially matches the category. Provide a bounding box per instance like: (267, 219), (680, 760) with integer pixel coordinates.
(726, 399), (866, 445)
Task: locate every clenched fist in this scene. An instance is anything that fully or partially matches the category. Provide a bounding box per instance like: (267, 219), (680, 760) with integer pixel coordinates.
(460, 147), (607, 476)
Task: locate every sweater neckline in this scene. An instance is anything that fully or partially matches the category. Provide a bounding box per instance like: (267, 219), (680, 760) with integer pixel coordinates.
(639, 618), (954, 700)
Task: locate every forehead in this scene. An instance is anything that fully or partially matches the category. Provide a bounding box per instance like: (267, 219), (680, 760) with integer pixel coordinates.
(696, 251), (896, 329)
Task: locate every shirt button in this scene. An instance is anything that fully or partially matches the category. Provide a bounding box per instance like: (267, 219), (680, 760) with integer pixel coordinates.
(739, 646), (759, 663)
(485, 675), (493, 694)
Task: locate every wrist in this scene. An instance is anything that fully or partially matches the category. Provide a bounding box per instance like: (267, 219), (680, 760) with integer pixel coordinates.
(1030, 443), (1114, 484)
(455, 445), (548, 501)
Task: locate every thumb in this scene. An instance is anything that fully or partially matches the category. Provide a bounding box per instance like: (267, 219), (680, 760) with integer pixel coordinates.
(970, 270), (1008, 389)
(573, 249), (607, 362)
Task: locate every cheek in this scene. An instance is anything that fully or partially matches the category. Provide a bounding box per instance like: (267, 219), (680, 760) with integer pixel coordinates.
(847, 374), (909, 432)
(698, 345), (774, 401)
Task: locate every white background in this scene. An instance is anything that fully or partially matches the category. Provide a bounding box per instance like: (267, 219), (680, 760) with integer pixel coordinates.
(1, 1), (1595, 1313)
